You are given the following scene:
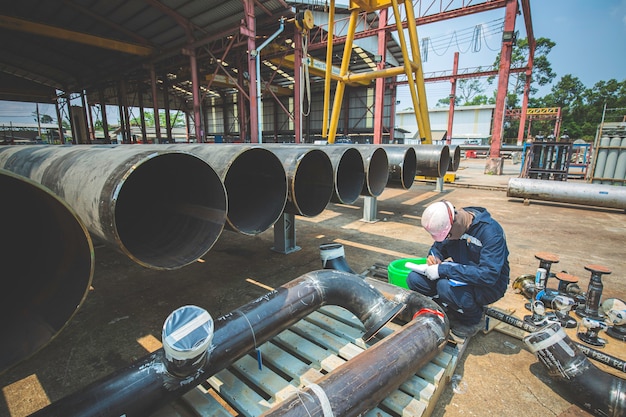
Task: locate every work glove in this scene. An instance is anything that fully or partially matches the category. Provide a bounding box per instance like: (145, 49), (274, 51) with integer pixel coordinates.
(424, 264), (440, 280)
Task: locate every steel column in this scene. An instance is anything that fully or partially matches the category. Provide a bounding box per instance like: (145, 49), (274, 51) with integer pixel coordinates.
(373, 8), (388, 144)
(447, 52), (459, 145)
(150, 65), (162, 143)
(244, 0), (258, 143)
(99, 88), (110, 144)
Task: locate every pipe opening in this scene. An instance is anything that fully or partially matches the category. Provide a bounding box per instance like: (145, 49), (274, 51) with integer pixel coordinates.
(415, 145), (451, 178)
(333, 147), (365, 204)
(292, 149), (334, 217)
(362, 147), (389, 197)
(0, 171), (94, 374)
(114, 153), (227, 270)
(223, 148), (287, 235)
(448, 145), (461, 172)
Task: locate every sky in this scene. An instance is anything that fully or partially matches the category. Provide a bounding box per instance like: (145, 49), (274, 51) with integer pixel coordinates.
(1, 0), (625, 126)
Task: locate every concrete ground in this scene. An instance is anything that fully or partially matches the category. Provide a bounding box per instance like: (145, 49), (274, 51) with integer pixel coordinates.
(1, 157), (625, 417)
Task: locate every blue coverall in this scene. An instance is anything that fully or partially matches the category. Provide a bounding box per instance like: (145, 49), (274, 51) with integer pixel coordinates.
(407, 207), (510, 325)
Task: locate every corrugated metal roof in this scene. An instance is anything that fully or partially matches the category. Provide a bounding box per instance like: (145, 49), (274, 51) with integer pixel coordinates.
(0, 0), (404, 107)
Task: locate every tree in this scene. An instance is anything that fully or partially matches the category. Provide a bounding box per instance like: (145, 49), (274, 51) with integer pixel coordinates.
(489, 37), (556, 103)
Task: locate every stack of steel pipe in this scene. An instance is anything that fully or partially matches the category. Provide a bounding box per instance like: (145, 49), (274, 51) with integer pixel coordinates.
(414, 145), (451, 178)
(0, 145), (227, 269)
(383, 145), (417, 189)
(261, 144), (334, 217)
(353, 145), (389, 197)
(314, 145), (365, 204)
(146, 144), (288, 235)
(0, 169), (94, 374)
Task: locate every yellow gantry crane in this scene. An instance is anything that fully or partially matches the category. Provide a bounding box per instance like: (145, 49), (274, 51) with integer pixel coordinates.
(322, 0), (432, 144)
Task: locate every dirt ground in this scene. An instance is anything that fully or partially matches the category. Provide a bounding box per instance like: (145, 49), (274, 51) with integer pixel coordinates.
(1, 158), (625, 417)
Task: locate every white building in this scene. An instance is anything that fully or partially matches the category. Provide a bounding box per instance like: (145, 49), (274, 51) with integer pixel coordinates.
(396, 104), (495, 145)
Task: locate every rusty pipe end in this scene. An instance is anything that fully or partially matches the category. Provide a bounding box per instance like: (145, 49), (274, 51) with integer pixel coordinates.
(113, 152), (227, 270)
(0, 170), (94, 374)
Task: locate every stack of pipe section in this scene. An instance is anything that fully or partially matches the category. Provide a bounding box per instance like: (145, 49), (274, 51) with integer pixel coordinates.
(0, 145), (227, 269)
(1, 170), (94, 374)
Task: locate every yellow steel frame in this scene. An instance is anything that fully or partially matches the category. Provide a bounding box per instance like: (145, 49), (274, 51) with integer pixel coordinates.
(322, 0), (432, 143)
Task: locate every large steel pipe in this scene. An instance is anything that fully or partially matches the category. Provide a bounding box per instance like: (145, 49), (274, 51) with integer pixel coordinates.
(354, 145), (389, 197)
(507, 177), (626, 210)
(260, 309), (447, 417)
(0, 145), (227, 269)
(0, 170), (94, 374)
(414, 145), (450, 177)
(448, 144), (461, 172)
(384, 145), (417, 189)
(316, 145), (365, 204)
(149, 144), (288, 235)
(261, 145), (334, 217)
(30, 270), (404, 417)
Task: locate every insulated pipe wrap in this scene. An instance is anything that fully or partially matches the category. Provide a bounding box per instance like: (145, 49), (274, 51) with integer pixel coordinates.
(315, 145), (365, 204)
(353, 145), (389, 197)
(414, 145), (450, 177)
(0, 169), (94, 374)
(384, 145), (417, 189)
(0, 145), (227, 269)
(507, 177), (626, 210)
(148, 144), (288, 235)
(261, 145), (334, 217)
(31, 270), (403, 417)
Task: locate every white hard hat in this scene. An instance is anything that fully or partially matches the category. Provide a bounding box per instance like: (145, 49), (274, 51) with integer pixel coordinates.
(421, 201), (455, 242)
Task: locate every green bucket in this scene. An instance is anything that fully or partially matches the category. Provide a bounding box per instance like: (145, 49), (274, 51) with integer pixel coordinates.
(387, 257), (427, 289)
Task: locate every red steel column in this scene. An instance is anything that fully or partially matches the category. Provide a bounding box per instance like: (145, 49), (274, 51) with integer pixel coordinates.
(188, 51), (203, 143)
(446, 52), (459, 146)
(244, 0), (258, 143)
(487, 0), (518, 173)
(150, 66), (162, 143)
(373, 8), (388, 144)
(294, 27), (303, 144)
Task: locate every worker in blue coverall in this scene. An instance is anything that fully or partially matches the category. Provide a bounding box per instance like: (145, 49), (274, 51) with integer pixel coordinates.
(407, 200), (510, 339)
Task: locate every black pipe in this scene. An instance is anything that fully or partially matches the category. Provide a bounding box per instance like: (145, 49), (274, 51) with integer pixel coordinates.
(259, 308), (447, 417)
(448, 144), (461, 172)
(30, 270), (404, 417)
(485, 307), (626, 373)
(316, 145), (365, 204)
(524, 322), (626, 417)
(0, 145), (227, 269)
(354, 145), (389, 197)
(414, 145), (450, 177)
(0, 170), (94, 374)
(384, 145), (417, 189)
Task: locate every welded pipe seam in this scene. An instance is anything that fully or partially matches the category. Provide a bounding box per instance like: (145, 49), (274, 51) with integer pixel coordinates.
(0, 169), (94, 374)
(30, 270), (403, 417)
(0, 145), (227, 269)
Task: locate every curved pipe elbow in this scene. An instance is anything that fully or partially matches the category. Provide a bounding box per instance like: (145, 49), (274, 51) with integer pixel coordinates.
(524, 322), (626, 417)
(31, 270), (403, 417)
